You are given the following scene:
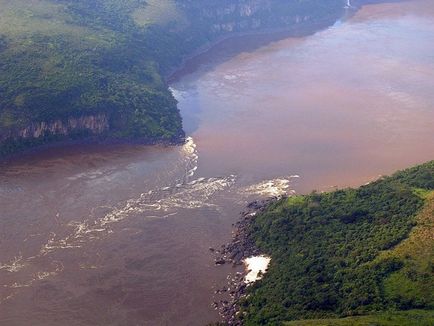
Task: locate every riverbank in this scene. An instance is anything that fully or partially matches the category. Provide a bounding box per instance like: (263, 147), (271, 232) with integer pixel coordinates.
(166, 14), (346, 84)
(167, 0), (396, 83)
(211, 197), (283, 325)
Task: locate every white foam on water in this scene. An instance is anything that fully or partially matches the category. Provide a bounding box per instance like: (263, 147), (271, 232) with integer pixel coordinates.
(0, 294), (15, 304)
(40, 232), (84, 255)
(1, 135), (300, 305)
(8, 282), (32, 289)
(180, 136), (199, 184)
(240, 176), (299, 197)
(0, 255), (26, 273)
(1, 260), (64, 303)
(26, 137), (234, 274)
(40, 137), (202, 253)
(168, 87), (187, 100)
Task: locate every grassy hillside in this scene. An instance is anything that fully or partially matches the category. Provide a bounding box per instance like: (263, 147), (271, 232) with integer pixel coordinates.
(239, 162), (434, 325)
(285, 310), (434, 326)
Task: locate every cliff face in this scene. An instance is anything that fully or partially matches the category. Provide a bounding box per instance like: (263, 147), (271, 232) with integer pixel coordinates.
(0, 114), (109, 144)
(190, 0), (274, 32)
(17, 114), (109, 140)
(178, 0), (344, 35)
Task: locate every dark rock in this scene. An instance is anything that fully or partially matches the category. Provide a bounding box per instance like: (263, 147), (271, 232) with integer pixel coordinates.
(211, 197), (279, 325)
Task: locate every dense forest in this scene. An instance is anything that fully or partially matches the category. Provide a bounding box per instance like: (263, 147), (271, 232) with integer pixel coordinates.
(0, 0), (345, 155)
(239, 161), (434, 325)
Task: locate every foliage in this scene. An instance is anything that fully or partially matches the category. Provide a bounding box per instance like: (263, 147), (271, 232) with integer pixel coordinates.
(240, 161), (434, 325)
(0, 0), (183, 155)
(284, 309), (434, 326)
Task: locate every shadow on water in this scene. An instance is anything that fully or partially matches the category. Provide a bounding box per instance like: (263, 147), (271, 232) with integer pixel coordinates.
(169, 17), (344, 86)
(168, 16), (346, 136)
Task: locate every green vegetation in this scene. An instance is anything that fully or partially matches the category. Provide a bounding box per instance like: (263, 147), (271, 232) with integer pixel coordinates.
(0, 0), (344, 156)
(285, 310), (434, 326)
(0, 0), (185, 155)
(240, 161), (434, 325)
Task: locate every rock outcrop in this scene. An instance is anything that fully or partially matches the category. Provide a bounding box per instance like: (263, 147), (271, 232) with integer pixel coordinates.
(0, 114), (109, 143)
(179, 0), (344, 36)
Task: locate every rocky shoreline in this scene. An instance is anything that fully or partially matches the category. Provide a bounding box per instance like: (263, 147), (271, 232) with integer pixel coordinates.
(210, 196), (286, 325)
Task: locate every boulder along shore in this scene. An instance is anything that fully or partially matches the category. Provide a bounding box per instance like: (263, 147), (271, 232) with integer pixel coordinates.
(210, 196), (286, 325)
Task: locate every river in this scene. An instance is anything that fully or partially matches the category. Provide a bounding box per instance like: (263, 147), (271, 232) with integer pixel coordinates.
(1, 1), (434, 325)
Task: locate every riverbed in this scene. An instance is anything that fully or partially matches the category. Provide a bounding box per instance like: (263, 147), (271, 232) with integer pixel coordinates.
(1, 1), (434, 325)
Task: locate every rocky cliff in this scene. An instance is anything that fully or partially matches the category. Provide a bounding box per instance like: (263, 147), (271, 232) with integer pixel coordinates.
(178, 0), (344, 36)
(1, 114), (109, 143)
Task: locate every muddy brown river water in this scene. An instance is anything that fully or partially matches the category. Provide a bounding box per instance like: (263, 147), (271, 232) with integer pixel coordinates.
(1, 1), (434, 325)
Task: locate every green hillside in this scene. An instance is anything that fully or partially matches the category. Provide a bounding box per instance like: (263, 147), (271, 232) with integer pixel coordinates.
(285, 310), (434, 326)
(0, 0), (184, 155)
(0, 0), (344, 155)
(239, 162), (434, 325)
